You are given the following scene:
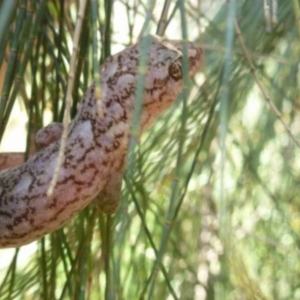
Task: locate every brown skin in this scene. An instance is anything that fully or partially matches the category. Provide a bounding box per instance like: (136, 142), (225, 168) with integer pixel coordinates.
(0, 35), (202, 248)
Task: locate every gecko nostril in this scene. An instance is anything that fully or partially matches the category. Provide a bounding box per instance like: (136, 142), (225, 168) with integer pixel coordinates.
(168, 61), (182, 81)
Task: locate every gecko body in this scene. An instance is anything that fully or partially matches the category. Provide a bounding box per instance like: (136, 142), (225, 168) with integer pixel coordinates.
(0, 35), (202, 248)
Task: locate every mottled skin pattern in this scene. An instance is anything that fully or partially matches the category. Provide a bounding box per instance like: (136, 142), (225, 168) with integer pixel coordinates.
(0, 35), (202, 248)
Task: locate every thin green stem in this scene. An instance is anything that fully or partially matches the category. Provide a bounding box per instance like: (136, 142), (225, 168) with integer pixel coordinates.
(156, 0), (172, 36)
(293, 0), (300, 39)
(103, 0), (112, 59)
(90, 0), (102, 119)
(125, 175), (179, 300)
(147, 1), (190, 298)
(0, 0), (46, 142)
(0, 1), (17, 66)
(0, 0), (27, 134)
(218, 0), (236, 239)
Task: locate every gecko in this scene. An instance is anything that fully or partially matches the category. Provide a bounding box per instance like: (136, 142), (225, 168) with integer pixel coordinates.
(0, 34), (202, 248)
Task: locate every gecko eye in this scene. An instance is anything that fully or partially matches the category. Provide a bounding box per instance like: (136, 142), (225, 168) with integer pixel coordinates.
(169, 61), (182, 81)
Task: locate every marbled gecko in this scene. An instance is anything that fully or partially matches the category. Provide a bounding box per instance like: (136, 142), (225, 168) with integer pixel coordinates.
(0, 35), (202, 248)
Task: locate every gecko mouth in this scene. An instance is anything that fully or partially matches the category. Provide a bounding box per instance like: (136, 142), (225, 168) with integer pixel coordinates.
(168, 59), (182, 81)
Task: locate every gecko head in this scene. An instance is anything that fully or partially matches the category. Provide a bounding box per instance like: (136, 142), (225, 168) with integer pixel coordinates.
(138, 34), (203, 130)
(100, 34), (202, 131)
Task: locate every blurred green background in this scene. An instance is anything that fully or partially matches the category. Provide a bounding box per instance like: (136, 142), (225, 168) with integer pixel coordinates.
(0, 0), (299, 299)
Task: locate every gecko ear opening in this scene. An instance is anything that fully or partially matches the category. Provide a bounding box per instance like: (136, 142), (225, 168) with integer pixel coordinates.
(168, 60), (182, 81)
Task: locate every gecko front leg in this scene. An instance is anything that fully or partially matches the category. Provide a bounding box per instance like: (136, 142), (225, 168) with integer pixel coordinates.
(35, 122), (64, 147)
(0, 123), (64, 171)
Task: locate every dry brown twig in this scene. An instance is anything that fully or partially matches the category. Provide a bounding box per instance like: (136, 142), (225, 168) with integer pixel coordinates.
(156, 0), (172, 36)
(47, 0), (88, 196)
(234, 19), (300, 149)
